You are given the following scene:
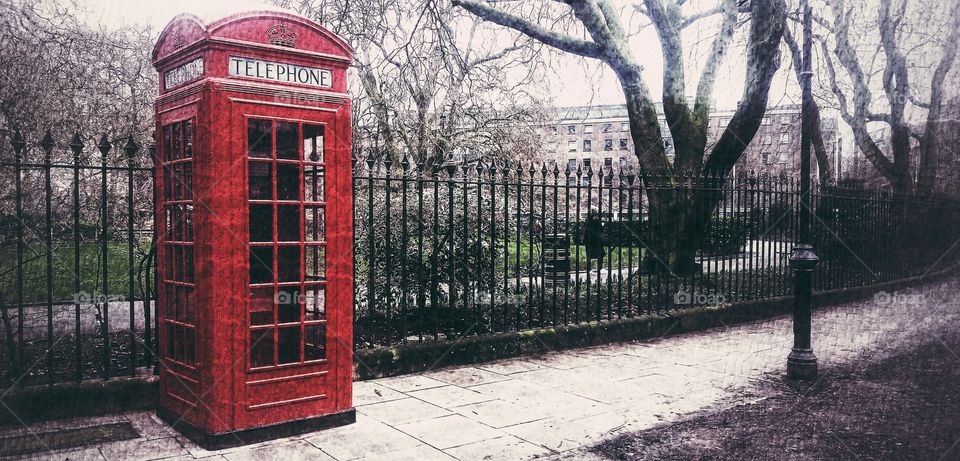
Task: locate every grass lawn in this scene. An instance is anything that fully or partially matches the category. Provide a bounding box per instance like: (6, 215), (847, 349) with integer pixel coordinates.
(0, 243), (152, 304)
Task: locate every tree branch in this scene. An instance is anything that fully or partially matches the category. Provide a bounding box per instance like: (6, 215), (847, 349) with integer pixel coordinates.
(451, 0), (604, 58)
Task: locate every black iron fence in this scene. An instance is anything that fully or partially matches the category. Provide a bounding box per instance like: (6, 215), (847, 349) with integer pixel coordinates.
(3, 128), (960, 387)
(0, 131), (156, 387)
(353, 157), (960, 347)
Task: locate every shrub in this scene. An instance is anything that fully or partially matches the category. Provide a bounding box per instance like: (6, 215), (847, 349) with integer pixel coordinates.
(700, 215), (750, 257)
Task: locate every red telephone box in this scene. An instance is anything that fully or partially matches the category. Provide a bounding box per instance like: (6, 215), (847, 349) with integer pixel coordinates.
(151, 11), (354, 448)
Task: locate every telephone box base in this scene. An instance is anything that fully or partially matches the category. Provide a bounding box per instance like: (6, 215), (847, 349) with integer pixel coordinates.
(158, 407), (356, 450)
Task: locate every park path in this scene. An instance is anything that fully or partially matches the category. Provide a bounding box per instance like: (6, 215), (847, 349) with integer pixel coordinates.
(3, 273), (960, 461)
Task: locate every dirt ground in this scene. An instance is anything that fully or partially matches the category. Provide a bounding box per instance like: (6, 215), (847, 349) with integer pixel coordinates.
(590, 334), (960, 460)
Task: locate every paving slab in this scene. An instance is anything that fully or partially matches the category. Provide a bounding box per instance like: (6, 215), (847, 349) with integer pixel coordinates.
(394, 414), (502, 449)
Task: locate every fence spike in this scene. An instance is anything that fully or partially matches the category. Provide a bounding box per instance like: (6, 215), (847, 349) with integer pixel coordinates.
(40, 131), (55, 155)
(69, 132), (84, 159)
(11, 129), (26, 155)
(97, 134), (111, 159)
(124, 136), (139, 159)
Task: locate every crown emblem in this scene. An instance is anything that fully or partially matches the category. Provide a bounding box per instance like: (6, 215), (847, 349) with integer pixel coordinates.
(266, 24), (298, 48)
(173, 32), (185, 49)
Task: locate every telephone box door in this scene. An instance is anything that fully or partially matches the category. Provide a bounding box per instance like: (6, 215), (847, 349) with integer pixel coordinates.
(234, 101), (351, 427)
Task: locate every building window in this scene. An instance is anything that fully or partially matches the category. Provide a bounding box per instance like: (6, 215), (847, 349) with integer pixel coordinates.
(762, 152), (771, 164)
(583, 125), (594, 134)
(781, 115), (793, 124)
(763, 135), (772, 145)
(567, 125), (576, 135)
(762, 116), (771, 125)
(779, 151), (789, 163)
(780, 133), (790, 144)
(602, 123), (613, 133)
(583, 139), (592, 152)
(620, 123), (629, 132)
(721, 117), (730, 126)
(566, 158), (577, 171)
(568, 140), (577, 152)
(604, 139), (613, 151)
(619, 138), (629, 150)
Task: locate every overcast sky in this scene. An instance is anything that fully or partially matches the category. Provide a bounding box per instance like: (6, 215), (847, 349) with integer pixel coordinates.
(76, 0), (804, 111)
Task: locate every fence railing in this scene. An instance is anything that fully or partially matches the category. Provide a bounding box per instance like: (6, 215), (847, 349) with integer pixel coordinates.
(3, 129), (960, 387)
(0, 131), (156, 387)
(353, 157), (960, 348)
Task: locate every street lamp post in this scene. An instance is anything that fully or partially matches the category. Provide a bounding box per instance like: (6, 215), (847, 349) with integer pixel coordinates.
(787, 0), (819, 380)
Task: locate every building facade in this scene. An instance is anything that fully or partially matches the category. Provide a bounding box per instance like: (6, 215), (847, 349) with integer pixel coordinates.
(544, 103), (839, 178)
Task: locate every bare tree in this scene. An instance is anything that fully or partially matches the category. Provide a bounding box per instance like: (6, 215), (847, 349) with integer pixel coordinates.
(281, 0), (551, 166)
(819, 0), (960, 194)
(452, 0), (787, 273)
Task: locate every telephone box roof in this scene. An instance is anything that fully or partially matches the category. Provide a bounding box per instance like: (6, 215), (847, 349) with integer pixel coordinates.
(152, 10), (353, 66)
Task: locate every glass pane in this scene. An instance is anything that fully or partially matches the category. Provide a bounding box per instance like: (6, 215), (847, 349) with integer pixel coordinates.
(249, 247), (274, 284)
(305, 323), (326, 361)
(277, 164), (299, 200)
(248, 162), (272, 200)
(163, 165), (173, 201)
(184, 204), (193, 241)
(183, 164), (193, 200)
(184, 328), (196, 364)
(184, 246), (194, 283)
(185, 287), (195, 324)
(304, 167), (324, 202)
(303, 124), (324, 162)
(166, 324), (176, 358)
(305, 207), (325, 242)
(250, 329), (274, 368)
(276, 122), (299, 160)
(175, 325), (185, 361)
(278, 205), (301, 242)
(277, 246), (300, 282)
(278, 327), (301, 364)
(250, 287), (274, 326)
(248, 119), (272, 158)
(305, 287), (325, 320)
(172, 165), (182, 200)
(172, 205), (183, 241)
(183, 120), (193, 158)
(172, 122), (182, 160)
(164, 284), (177, 319)
(164, 245), (175, 282)
(162, 125), (172, 163)
(249, 204), (273, 242)
(277, 288), (301, 323)
(306, 246), (325, 281)
(164, 207), (172, 240)
(172, 246), (183, 281)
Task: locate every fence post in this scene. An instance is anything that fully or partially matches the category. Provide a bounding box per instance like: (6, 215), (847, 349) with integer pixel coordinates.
(11, 130), (26, 384)
(124, 136), (140, 376)
(97, 134), (112, 379)
(40, 132), (55, 383)
(69, 132), (85, 381)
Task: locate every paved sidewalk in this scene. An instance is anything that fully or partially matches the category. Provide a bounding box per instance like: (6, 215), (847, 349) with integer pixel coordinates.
(4, 275), (960, 461)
